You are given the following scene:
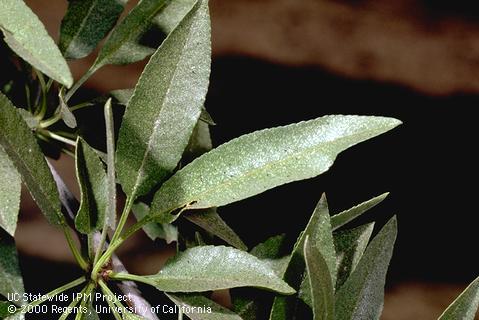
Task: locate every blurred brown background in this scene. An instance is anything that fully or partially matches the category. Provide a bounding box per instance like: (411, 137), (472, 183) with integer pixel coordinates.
(10, 0), (479, 319)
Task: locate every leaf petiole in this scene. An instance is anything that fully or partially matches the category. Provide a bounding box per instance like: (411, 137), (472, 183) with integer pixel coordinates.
(98, 280), (123, 320)
(13, 276), (86, 313)
(39, 130), (77, 147)
(63, 227), (89, 271)
(58, 285), (88, 320)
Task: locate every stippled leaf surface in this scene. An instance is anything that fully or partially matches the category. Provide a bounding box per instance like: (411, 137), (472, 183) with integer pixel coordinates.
(166, 293), (243, 320)
(250, 234), (290, 277)
(154, 0), (197, 34)
(0, 0), (72, 87)
(331, 193), (388, 230)
(438, 276), (479, 320)
(104, 99), (117, 229)
(151, 116), (401, 223)
(88, 0), (172, 74)
(0, 235), (24, 305)
(58, 88), (77, 128)
(132, 202), (178, 244)
(270, 195), (335, 319)
(0, 146), (21, 236)
(231, 235), (289, 320)
(138, 246), (295, 294)
(0, 93), (63, 226)
(184, 209), (246, 250)
(334, 223), (374, 290)
(303, 237), (334, 320)
(116, 0), (211, 199)
(75, 138), (107, 234)
(334, 216), (397, 320)
(60, 0), (127, 59)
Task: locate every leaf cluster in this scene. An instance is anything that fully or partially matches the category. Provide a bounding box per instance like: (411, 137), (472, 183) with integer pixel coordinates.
(0, 0), (477, 319)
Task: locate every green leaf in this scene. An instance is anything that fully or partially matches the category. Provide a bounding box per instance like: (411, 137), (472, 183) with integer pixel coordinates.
(230, 235), (289, 320)
(270, 195), (335, 319)
(0, 234), (24, 305)
(184, 119), (213, 159)
(296, 195), (337, 309)
(89, 0), (180, 74)
(74, 137), (107, 234)
(438, 276), (479, 320)
(303, 237), (334, 320)
(154, 0), (197, 34)
(166, 293), (243, 320)
(0, 146), (21, 236)
(104, 99), (117, 229)
(122, 312), (145, 320)
(0, 93), (63, 226)
(85, 301), (100, 320)
(17, 109), (39, 130)
(331, 193), (389, 230)
(132, 246), (295, 294)
(151, 116), (401, 223)
(334, 216), (397, 320)
(132, 202), (178, 243)
(58, 88), (77, 128)
(250, 235), (289, 277)
(60, 0), (127, 59)
(184, 208), (247, 250)
(334, 223), (374, 290)
(0, 0), (73, 87)
(111, 88), (134, 105)
(116, 0), (211, 199)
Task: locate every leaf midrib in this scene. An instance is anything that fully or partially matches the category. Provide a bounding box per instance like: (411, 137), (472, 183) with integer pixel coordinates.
(63, 0), (99, 54)
(128, 9), (197, 199)
(94, 0), (168, 69)
(0, 135), (62, 226)
(158, 127), (385, 215)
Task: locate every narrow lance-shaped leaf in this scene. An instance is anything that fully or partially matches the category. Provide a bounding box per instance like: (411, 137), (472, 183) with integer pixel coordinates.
(0, 93), (64, 226)
(154, 0), (198, 34)
(58, 87), (77, 128)
(333, 223), (375, 290)
(166, 293), (243, 320)
(0, 0), (73, 87)
(132, 202), (178, 244)
(438, 276), (479, 320)
(0, 234), (25, 306)
(184, 209), (247, 251)
(331, 193), (389, 230)
(60, 0), (127, 59)
(182, 115), (247, 250)
(269, 194), (336, 320)
(151, 116), (401, 223)
(74, 138), (107, 234)
(303, 237), (335, 320)
(250, 234), (290, 277)
(116, 246), (295, 294)
(104, 99), (117, 229)
(300, 223), (376, 308)
(0, 146), (21, 236)
(334, 216), (397, 320)
(86, 0), (182, 77)
(116, 0), (211, 199)
(231, 234), (289, 320)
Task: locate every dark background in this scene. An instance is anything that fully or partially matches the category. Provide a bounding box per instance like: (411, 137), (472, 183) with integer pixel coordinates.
(2, 0), (479, 318)
(206, 57), (479, 284)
